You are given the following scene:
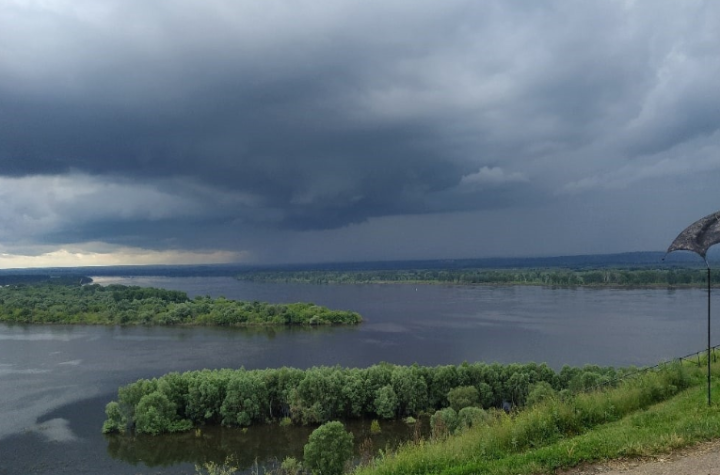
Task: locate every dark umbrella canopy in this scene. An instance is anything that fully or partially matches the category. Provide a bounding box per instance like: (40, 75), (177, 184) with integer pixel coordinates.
(665, 209), (720, 406)
(667, 211), (720, 260)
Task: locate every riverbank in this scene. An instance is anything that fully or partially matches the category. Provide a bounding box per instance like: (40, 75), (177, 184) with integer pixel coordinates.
(235, 267), (718, 288)
(353, 359), (720, 475)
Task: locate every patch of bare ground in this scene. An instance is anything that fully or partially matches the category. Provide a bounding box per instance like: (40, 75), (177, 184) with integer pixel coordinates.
(558, 439), (720, 475)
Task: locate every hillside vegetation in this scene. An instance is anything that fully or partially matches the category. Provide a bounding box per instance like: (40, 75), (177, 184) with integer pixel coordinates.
(0, 283), (362, 326)
(353, 357), (720, 475)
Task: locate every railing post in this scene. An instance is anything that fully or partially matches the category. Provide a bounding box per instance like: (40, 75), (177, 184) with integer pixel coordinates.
(708, 267), (712, 407)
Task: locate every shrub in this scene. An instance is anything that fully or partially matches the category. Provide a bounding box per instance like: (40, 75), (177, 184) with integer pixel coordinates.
(526, 381), (556, 407)
(102, 401), (126, 434)
(134, 391), (192, 435)
(458, 406), (488, 430)
(447, 386), (479, 411)
(194, 456), (239, 475)
(280, 456), (303, 475)
(304, 421), (354, 475)
(430, 408), (459, 438)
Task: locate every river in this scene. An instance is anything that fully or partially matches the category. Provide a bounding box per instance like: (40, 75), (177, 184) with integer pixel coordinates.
(0, 277), (715, 474)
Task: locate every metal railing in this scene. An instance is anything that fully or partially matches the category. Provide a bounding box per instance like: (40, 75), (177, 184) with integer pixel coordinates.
(590, 344), (720, 393)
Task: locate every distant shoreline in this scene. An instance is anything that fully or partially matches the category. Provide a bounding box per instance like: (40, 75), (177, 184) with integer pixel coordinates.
(234, 267), (719, 288)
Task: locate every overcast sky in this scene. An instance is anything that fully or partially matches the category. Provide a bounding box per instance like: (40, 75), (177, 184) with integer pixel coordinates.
(1, 0), (719, 267)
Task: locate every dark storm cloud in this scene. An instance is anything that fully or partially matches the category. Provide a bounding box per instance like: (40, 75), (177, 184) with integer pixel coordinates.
(1, 0), (720, 263)
(0, 16), (478, 230)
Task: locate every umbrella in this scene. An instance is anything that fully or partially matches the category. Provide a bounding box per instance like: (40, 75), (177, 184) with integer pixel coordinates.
(666, 210), (720, 406)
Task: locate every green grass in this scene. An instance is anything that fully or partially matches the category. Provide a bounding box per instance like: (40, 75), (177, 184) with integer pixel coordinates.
(354, 358), (720, 475)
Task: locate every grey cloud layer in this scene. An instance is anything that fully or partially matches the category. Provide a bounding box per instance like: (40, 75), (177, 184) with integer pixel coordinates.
(1, 0), (719, 260)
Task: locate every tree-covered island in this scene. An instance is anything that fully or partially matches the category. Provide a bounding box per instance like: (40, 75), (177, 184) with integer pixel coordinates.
(102, 361), (635, 435)
(0, 282), (362, 326)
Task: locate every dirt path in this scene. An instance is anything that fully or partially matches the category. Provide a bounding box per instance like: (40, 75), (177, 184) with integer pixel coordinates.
(559, 439), (720, 475)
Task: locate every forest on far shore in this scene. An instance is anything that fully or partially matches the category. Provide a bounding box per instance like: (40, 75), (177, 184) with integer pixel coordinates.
(236, 267), (716, 287)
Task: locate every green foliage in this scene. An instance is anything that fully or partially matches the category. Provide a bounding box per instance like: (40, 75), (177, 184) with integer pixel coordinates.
(0, 283), (362, 326)
(505, 371), (531, 405)
(118, 378), (158, 421)
(447, 386), (479, 412)
(370, 419), (381, 434)
(391, 366), (428, 416)
(236, 267), (718, 287)
(186, 370), (228, 423)
(280, 456), (303, 475)
(457, 406), (488, 430)
(353, 360), (705, 475)
(430, 408), (459, 438)
(373, 385), (398, 419)
(476, 382), (494, 408)
(194, 456), (239, 475)
(220, 372), (268, 427)
(102, 401), (126, 434)
(303, 421), (354, 475)
(102, 361), (631, 434)
(526, 381), (557, 407)
(134, 391), (192, 435)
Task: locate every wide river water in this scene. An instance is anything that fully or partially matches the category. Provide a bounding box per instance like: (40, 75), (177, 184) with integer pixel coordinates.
(0, 277), (717, 474)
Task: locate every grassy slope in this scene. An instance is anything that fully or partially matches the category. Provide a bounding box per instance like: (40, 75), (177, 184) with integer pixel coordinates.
(354, 361), (720, 475)
(447, 384), (720, 475)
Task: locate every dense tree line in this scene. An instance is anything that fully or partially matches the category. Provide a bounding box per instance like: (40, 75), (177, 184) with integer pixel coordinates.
(0, 274), (92, 286)
(0, 283), (362, 326)
(236, 268), (717, 287)
(103, 362), (632, 435)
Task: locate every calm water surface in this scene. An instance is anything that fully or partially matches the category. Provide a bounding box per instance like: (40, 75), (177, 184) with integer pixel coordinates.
(0, 277), (716, 474)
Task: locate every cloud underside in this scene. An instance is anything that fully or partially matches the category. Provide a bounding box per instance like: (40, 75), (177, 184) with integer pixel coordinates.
(1, 0), (720, 265)
(0, 247), (244, 268)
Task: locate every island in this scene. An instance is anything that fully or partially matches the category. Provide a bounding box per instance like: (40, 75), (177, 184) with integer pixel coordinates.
(0, 282), (362, 326)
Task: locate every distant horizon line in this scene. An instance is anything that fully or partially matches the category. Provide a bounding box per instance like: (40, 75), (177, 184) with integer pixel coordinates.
(1, 249), (712, 273)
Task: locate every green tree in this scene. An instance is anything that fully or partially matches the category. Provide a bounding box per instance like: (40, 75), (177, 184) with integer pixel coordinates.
(303, 421), (354, 475)
(506, 372), (531, 406)
(341, 369), (368, 418)
(373, 385), (398, 419)
(477, 382), (494, 408)
(220, 371), (267, 426)
(186, 370), (228, 423)
(134, 391), (191, 435)
(429, 365), (459, 407)
(390, 366), (428, 416)
(102, 401), (126, 434)
(526, 381), (557, 406)
(447, 385), (479, 411)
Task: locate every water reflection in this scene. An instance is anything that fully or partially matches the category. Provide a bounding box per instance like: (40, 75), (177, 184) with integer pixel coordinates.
(106, 419), (425, 473)
(107, 324), (356, 343)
